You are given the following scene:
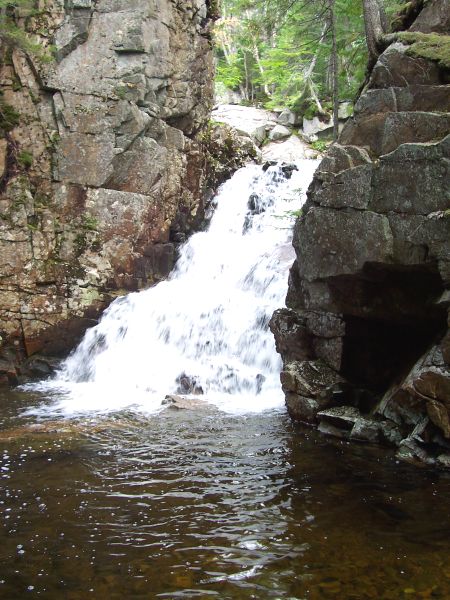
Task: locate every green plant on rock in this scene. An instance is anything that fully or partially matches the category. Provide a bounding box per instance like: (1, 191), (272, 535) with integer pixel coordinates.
(82, 214), (99, 232)
(310, 140), (329, 152)
(0, 0), (53, 61)
(0, 97), (20, 134)
(17, 149), (33, 168)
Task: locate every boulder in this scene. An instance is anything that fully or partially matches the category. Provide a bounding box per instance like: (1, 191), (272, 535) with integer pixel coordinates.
(211, 104), (277, 145)
(277, 108), (297, 126)
(0, 1), (218, 362)
(280, 360), (345, 423)
(162, 395), (207, 410)
(302, 115), (333, 137)
(338, 102), (353, 120)
(262, 135), (308, 162)
(271, 2), (450, 468)
(268, 124), (292, 141)
(367, 42), (442, 89)
(410, 0), (450, 33)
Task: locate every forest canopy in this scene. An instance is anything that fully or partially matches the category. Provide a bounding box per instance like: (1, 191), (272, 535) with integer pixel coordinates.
(214, 0), (401, 116)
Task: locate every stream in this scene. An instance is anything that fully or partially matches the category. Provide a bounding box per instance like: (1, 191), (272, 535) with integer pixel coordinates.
(1, 162), (450, 598)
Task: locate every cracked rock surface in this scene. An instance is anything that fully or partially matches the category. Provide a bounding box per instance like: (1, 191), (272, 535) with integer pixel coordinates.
(0, 0), (217, 375)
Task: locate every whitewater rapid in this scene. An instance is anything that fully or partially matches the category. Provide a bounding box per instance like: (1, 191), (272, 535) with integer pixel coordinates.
(26, 160), (318, 416)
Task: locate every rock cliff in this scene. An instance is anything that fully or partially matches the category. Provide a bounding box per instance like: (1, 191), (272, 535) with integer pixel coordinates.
(0, 0), (218, 380)
(271, 0), (450, 466)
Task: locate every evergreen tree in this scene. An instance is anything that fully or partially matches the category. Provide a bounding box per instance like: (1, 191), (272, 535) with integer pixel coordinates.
(215, 0), (398, 119)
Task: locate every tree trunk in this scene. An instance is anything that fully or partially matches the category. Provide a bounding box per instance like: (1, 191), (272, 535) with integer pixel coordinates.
(252, 42), (271, 97)
(329, 0), (339, 142)
(362, 0), (387, 67)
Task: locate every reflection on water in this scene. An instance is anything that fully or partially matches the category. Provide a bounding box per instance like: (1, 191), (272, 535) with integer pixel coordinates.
(1, 388), (450, 599)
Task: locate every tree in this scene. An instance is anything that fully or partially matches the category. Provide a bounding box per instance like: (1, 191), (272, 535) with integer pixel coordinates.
(215, 0), (370, 114)
(362, 0), (388, 67)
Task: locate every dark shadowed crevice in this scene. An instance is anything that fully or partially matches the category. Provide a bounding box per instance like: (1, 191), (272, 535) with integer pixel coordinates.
(337, 264), (446, 397)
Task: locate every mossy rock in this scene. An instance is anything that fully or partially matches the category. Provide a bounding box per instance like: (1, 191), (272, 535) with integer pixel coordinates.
(397, 32), (450, 70)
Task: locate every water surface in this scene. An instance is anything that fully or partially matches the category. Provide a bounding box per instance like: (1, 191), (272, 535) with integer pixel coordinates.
(1, 388), (450, 599)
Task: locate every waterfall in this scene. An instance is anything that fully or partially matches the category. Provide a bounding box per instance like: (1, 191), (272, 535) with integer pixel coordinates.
(28, 160), (318, 416)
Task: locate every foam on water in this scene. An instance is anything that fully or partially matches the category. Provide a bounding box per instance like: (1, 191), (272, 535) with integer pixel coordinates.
(26, 160), (318, 417)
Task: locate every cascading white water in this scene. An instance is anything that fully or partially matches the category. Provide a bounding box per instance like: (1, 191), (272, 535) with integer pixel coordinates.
(28, 160), (318, 416)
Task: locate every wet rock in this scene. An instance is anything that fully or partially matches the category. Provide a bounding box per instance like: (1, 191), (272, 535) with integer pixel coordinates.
(21, 356), (60, 378)
(280, 164), (299, 179)
(270, 309), (313, 364)
(204, 122), (261, 190)
(0, 359), (18, 385)
(0, 420), (122, 442)
(350, 417), (381, 443)
(317, 420), (350, 438)
(281, 360), (345, 423)
(317, 406), (360, 430)
(379, 420), (404, 446)
(175, 373), (204, 396)
(436, 453), (450, 468)
(396, 437), (436, 466)
(270, 2), (450, 468)
(162, 395), (206, 410)
(248, 193), (264, 214)
(256, 374), (266, 394)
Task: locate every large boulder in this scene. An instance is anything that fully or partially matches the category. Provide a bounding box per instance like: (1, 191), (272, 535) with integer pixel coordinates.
(272, 3), (450, 467)
(211, 104), (277, 145)
(0, 1), (216, 368)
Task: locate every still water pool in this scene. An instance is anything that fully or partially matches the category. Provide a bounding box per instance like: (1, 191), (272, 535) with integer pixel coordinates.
(1, 388), (450, 599)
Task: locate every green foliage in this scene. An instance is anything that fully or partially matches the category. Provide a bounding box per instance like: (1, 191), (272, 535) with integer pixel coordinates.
(82, 214), (99, 232)
(0, 98), (20, 133)
(310, 140), (329, 152)
(17, 149), (33, 167)
(214, 0), (399, 114)
(216, 54), (243, 88)
(0, 0), (53, 61)
(214, 0), (372, 111)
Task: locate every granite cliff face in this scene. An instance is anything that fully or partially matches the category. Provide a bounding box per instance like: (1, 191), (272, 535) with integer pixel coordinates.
(271, 1), (450, 466)
(0, 0), (218, 379)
